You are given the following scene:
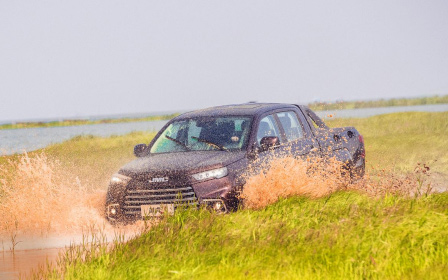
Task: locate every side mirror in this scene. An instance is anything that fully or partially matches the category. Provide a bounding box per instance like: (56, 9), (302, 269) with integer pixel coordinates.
(134, 144), (148, 157)
(259, 136), (280, 153)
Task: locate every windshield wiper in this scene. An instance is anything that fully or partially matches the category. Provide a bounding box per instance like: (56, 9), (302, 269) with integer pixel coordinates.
(165, 135), (190, 151)
(191, 136), (227, 151)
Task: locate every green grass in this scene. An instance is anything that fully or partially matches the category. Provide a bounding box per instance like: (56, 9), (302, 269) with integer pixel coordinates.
(309, 94), (448, 111)
(0, 113), (178, 130)
(52, 192), (448, 279)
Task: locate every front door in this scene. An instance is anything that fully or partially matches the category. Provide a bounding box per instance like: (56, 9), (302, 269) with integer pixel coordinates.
(253, 114), (284, 162)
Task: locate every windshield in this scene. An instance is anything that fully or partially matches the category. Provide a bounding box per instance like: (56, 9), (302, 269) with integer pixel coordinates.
(150, 116), (252, 154)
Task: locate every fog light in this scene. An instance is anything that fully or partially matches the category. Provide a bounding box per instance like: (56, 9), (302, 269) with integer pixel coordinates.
(214, 202), (223, 211)
(107, 204), (120, 218)
(202, 199), (228, 213)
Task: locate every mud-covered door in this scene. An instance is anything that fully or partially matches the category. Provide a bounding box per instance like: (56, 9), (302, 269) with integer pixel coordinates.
(274, 111), (316, 159)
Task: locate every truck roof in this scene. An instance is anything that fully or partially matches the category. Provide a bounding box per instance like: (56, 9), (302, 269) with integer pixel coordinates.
(176, 103), (301, 119)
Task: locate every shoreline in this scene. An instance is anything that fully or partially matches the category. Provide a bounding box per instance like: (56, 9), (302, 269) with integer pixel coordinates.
(0, 113), (178, 131)
(1, 95), (447, 130)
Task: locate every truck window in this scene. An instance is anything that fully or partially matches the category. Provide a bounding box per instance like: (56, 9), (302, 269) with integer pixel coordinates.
(257, 115), (281, 146)
(276, 111), (304, 141)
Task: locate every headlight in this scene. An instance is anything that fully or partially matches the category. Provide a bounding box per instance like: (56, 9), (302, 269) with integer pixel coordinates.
(192, 167), (228, 181)
(110, 173), (131, 185)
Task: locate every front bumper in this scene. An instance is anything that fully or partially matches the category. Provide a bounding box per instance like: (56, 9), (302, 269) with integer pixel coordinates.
(106, 198), (229, 221)
(106, 176), (236, 222)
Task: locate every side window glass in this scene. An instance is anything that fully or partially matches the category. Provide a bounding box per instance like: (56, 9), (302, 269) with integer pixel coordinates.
(277, 111), (304, 141)
(151, 121), (187, 153)
(256, 115), (280, 145)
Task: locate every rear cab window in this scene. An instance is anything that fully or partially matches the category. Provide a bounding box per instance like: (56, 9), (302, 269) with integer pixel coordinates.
(304, 108), (328, 130)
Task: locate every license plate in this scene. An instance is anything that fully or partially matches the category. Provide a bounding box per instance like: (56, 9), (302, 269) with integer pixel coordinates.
(141, 204), (175, 218)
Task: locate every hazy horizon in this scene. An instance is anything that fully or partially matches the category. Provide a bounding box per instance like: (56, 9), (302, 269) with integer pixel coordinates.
(0, 94), (446, 124)
(1, 0), (447, 122)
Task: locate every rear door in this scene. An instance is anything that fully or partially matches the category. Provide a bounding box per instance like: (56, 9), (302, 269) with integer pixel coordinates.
(298, 106), (343, 156)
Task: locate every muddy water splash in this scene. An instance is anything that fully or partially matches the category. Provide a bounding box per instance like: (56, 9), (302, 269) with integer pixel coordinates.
(242, 156), (435, 209)
(242, 156), (349, 209)
(0, 153), (144, 252)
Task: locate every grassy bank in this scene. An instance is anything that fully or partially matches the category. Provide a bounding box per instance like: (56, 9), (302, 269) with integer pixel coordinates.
(309, 94), (448, 111)
(327, 111), (448, 175)
(0, 113), (177, 130)
(48, 192), (448, 279)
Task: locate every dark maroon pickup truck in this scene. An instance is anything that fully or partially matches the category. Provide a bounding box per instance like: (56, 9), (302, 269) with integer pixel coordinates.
(106, 103), (365, 224)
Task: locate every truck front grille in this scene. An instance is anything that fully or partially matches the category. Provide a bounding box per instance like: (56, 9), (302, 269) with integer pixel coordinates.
(123, 186), (197, 215)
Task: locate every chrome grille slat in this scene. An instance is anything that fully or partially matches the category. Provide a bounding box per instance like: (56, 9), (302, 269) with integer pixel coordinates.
(124, 197), (197, 206)
(125, 191), (195, 199)
(125, 210), (142, 215)
(128, 187), (192, 193)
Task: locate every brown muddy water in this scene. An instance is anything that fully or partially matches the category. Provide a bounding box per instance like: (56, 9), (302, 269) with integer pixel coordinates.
(0, 230), (144, 279)
(0, 153), (146, 278)
(1, 248), (60, 279)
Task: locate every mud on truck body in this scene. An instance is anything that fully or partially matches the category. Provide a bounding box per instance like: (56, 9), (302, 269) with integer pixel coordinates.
(106, 103), (365, 224)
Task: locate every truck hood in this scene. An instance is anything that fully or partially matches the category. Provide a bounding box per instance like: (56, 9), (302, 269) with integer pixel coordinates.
(119, 151), (246, 177)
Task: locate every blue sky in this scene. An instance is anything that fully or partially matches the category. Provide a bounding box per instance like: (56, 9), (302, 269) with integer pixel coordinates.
(1, 0), (447, 121)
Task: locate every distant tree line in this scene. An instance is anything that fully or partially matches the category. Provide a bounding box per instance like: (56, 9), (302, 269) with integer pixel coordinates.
(308, 95), (448, 111)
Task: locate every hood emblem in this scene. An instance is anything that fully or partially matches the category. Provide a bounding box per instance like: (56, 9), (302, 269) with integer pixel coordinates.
(150, 177), (169, 183)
